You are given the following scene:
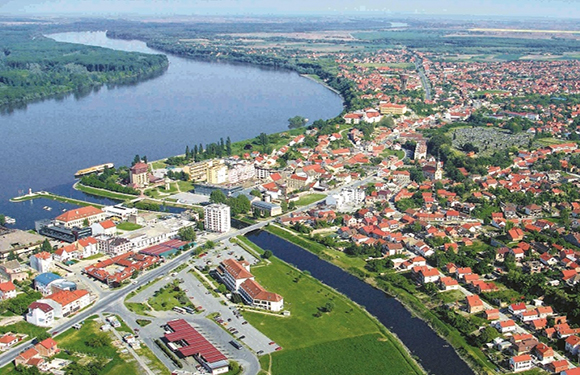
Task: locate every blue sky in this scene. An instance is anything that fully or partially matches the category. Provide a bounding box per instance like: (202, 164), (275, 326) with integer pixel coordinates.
(0, 0), (579, 18)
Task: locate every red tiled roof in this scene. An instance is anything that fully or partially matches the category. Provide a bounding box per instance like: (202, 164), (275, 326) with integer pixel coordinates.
(56, 206), (103, 223)
(220, 259), (253, 281)
(0, 281), (15, 292)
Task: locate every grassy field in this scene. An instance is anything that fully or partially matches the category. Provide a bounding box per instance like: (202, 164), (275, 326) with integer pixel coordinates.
(270, 333), (417, 375)
(55, 318), (140, 375)
(148, 281), (194, 311)
(293, 193), (326, 207)
(0, 321), (47, 337)
(125, 302), (153, 316)
(242, 255), (422, 375)
(117, 222), (143, 231)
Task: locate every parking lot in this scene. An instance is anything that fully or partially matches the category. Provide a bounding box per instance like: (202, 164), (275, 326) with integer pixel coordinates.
(125, 242), (276, 373)
(191, 239), (260, 270)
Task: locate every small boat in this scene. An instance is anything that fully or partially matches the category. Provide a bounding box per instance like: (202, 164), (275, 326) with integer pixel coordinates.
(43, 206), (52, 211)
(4, 216), (15, 224)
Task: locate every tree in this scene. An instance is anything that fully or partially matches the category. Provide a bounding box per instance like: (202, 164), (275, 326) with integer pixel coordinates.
(132, 154), (141, 166)
(82, 218), (90, 227)
(178, 226), (196, 242)
(323, 302), (335, 313)
(263, 250), (273, 259)
(0, 214), (4, 226)
(226, 137), (232, 156)
(288, 115), (307, 129)
(210, 190), (227, 204)
(218, 284), (227, 294)
(423, 282), (439, 296)
(35, 331), (52, 342)
(41, 239), (52, 253)
(185, 145), (190, 159)
(250, 189), (262, 198)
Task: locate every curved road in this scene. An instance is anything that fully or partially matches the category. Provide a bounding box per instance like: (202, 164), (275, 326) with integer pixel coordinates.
(0, 176), (376, 372)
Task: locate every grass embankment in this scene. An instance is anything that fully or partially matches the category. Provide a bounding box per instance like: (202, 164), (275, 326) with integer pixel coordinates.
(241, 249), (422, 375)
(75, 183), (135, 201)
(264, 225), (496, 375)
(265, 224), (366, 271)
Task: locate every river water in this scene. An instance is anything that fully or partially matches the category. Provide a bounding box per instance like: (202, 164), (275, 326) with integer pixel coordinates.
(246, 230), (475, 375)
(0, 31), (343, 229)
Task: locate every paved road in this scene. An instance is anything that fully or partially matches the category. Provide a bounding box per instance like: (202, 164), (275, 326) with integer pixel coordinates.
(0, 176), (376, 370)
(412, 52), (432, 101)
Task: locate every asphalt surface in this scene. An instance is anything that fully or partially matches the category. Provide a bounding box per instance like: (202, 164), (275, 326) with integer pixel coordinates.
(0, 176), (375, 371)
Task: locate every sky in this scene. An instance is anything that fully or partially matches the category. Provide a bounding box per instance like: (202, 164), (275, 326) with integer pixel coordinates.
(0, 0), (579, 19)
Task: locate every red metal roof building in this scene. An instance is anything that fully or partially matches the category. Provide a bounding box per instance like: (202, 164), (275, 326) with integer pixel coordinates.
(164, 319), (228, 374)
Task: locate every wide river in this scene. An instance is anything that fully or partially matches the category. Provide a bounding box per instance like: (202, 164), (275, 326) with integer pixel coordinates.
(0, 31), (343, 229)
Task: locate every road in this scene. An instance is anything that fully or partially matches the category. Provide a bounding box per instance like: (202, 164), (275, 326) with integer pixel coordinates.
(412, 52), (432, 101)
(0, 175), (377, 370)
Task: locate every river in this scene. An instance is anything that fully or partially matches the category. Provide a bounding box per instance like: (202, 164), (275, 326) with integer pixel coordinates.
(246, 230), (475, 375)
(0, 31), (343, 229)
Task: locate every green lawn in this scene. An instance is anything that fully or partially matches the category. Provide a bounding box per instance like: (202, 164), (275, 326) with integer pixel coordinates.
(83, 253), (105, 261)
(270, 333), (417, 375)
(242, 257), (422, 374)
(55, 318), (140, 375)
(117, 222), (143, 231)
(125, 302), (153, 316)
(293, 193), (326, 207)
(76, 183), (135, 201)
(151, 160), (167, 169)
(177, 180), (194, 192)
(148, 281), (194, 311)
(0, 321), (48, 340)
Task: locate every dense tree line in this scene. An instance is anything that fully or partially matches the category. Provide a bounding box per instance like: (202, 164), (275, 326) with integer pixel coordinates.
(0, 27), (168, 107)
(80, 170), (139, 195)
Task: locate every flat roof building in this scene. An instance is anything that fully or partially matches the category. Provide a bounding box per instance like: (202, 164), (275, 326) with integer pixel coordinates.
(204, 204), (231, 233)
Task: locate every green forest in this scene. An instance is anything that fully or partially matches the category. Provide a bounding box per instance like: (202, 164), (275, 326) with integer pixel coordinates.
(0, 26), (169, 107)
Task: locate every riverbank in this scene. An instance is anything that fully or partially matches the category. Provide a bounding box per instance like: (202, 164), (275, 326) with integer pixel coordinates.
(261, 224), (493, 375)
(0, 30), (169, 110)
(238, 237), (425, 375)
(299, 74), (343, 97)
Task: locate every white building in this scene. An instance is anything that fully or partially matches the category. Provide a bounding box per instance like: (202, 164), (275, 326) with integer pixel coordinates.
(55, 206), (106, 229)
(227, 162), (256, 184)
(325, 188), (366, 210)
(102, 205), (138, 220)
(29, 252), (53, 273)
(509, 355), (533, 373)
(217, 258), (283, 312)
(95, 235), (132, 256)
(26, 302), (55, 327)
(204, 204), (231, 233)
(218, 258), (253, 291)
(41, 289), (91, 318)
(0, 281), (16, 300)
(239, 279), (284, 312)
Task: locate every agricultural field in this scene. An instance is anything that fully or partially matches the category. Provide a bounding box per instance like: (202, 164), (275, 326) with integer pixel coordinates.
(242, 256), (422, 375)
